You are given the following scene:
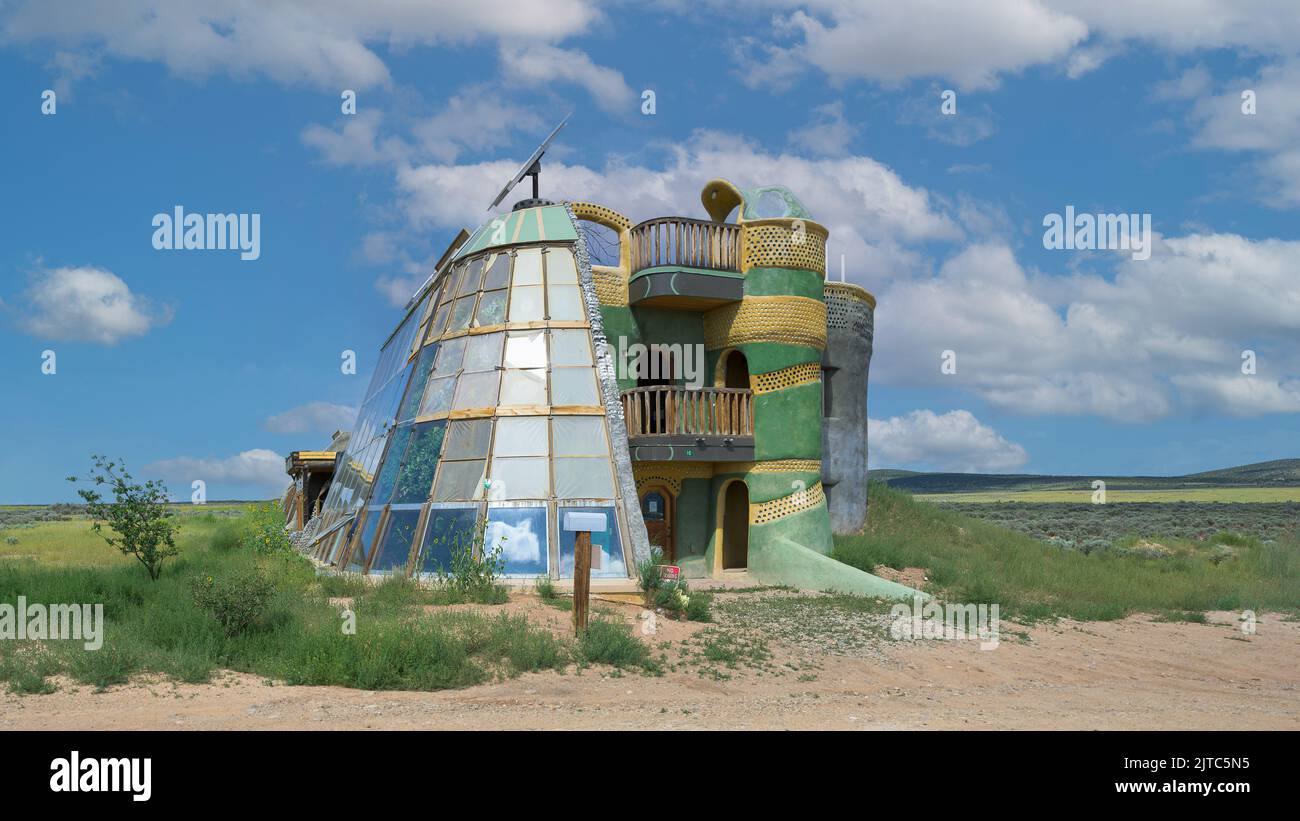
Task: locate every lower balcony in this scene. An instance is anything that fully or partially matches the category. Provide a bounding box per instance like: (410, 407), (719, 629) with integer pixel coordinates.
(620, 386), (754, 461)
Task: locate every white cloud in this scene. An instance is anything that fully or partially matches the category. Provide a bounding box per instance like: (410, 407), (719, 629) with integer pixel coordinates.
(869, 409), (1030, 472)
(145, 449), (287, 497)
(302, 110), (407, 167)
(730, 1), (1300, 92)
(392, 129), (962, 286)
(10, 266), (171, 345)
(1181, 59), (1300, 206)
(747, 0), (1088, 91)
(263, 402), (357, 435)
(1, 0), (602, 90)
(786, 101), (858, 156)
(873, 234), (1300, 421)
(498, 43), (633, 115)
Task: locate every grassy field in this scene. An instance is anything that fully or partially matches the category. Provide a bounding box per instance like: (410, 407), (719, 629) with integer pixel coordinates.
(834, 483), (1300, 622)
(2, 488), (1297, 695)
(914, 487), (1300, 503)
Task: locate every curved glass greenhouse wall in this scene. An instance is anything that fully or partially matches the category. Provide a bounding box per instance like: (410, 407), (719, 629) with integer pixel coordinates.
(306, 205), (638, 581)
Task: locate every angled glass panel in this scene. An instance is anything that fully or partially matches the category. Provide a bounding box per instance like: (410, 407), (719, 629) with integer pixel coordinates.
(485, 504), (548, 576)
(546, 249), (578, 284)
(397, 343), (438, 422)
(433, 459), (487, 502)
(452, 370), (499, 410)
(443, 418), (492, 460)
(555, 457), (614, 499)
(392, 420), (447, 504)
(482, 252), (510, 290)
(552, 417), (608, 456)
(551, 367), (598, 405)
(550, 329), (592, 366)
(462, 332), (504, 372)
(369, 423), (413, 506)
(433, 336), (466, 376)
(499, 369), (546, 406)
(347, 507), (385, 572)
(474, 289), (507, 327)
(451, 296), (476, 331)
(417, 505), (481, 576)
(369, 504), (423, 573)
(419, 375), (457, 417)
(492, 417), (548, 457)
(512, 248), (543, 286)
(508, 285), (543, 321)
(557, 505), (623, 579)
(488, 456), (549, 499)
(458, 257), (485, 296)
(546, 283), (584, 320)
(504, 330), (547, 368)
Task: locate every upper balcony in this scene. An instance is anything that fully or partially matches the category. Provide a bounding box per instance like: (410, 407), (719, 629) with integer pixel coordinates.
(621, 385), (754, 461)
(627, 217), (743, 309)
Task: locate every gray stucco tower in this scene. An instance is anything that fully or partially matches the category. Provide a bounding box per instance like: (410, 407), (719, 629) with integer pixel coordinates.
(821, 282), (875, 534)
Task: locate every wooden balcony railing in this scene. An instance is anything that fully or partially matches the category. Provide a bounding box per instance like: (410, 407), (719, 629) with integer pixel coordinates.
(629, 217), (741, 275)
(621, 386), (753, 438)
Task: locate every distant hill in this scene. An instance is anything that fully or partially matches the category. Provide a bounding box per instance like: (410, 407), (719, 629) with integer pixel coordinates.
(872, 459), (1300, 494)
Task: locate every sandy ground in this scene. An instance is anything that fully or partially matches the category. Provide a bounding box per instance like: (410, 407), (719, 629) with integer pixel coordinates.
(3, 595), (1296, 730)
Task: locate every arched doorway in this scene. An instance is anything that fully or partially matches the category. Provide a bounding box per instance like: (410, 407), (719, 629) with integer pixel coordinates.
(720, 349), (750, 389)
(639, 485), (675, 562)
(721, 481), (749, 570)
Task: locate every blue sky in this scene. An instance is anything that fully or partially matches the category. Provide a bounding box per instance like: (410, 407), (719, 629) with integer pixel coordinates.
(1, 1), (1298, 502)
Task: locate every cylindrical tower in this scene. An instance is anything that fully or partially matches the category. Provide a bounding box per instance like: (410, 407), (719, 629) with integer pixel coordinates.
(821, 282), (875, 533)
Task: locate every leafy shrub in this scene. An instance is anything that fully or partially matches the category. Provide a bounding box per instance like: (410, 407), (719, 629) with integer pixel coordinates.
(240, 502), (294, 555)
(635, 546), (666, 597)
(190, 568), (276, 636)
(431, 521), (508, 604)
(67, 455), (179, 580)
(576, 618), (660, 673)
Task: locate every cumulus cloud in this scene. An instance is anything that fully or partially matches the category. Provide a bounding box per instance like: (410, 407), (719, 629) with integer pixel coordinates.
(263, 402), (358, 435)
(391, 129), (962, 285)
(786, 101), (859, 156)
(869, 409), (1030, 472)
(9, 266), (171, 344)
(499, 43), (633, 115)
(1181, 59), (1300, 206)
(727, 1), (1300, 92)
(739, 0), (1088, 91)
(145, 449), (287, 497)
(873, 234), (1300, 421)
(1, 0), (601, 90)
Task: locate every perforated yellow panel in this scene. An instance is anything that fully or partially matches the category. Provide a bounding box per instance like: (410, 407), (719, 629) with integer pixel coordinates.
(633, 461), (714, 496)
(739, 459), (821, 474)
(750, 481), (825, 525)
(703, 296), (827, 350)
(752, 362), (822, 394)
(570, 201), (632, 231)
(592, 267), (628, 306)
(823, 281), (876, 309)
(741, 219), (828, 275)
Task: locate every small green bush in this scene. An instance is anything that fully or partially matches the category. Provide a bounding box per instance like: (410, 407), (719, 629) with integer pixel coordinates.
(576, 618), (660, 673)
(240, 502), (295, 555)
(190, 568), (276, 637)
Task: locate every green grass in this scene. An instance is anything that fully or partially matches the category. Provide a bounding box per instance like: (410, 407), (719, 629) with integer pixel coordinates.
(0, 512), (569, 694)
(833, 483), (1300, 622)
(575, 619), (661, 674)
(915, 487), (1300, 503)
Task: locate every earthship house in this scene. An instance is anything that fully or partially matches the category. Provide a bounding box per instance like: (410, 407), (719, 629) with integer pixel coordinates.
(289, 178), (916, 599)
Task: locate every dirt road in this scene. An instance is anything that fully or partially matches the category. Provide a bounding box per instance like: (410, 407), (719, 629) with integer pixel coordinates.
(4, 598), (1295, 730)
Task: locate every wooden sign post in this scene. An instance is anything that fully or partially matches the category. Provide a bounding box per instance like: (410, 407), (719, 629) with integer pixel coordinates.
(573, 530), (591, 633)
(563, 512), (607, 635)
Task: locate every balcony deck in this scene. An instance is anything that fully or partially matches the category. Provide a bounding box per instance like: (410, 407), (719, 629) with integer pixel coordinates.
(620, 386), (754, 461)
(628, 217), (742, 309)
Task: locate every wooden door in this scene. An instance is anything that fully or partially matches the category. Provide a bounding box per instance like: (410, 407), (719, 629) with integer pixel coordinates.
(639, 486), (675, 563)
